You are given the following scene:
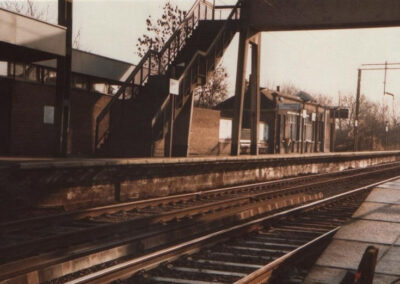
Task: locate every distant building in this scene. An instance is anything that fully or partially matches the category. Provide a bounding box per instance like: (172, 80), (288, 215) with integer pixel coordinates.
(188, 87), (343, 156)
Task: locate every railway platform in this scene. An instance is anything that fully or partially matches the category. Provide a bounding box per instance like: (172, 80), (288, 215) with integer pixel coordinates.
(1, 151), (400, 217)
(305, 178), (400, 283)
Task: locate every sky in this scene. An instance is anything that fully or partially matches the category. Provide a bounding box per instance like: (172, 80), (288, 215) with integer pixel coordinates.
(6, 0), (400, 106)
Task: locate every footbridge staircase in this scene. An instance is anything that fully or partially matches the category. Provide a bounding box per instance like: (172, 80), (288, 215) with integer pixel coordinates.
(95, 0), (241, 157)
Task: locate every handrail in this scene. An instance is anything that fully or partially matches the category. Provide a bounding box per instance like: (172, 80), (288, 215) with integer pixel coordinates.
(95, 0), (240, 151)
(157, 0), (215, 74)
(96, 49), (158, 124)
(176, 1), (241, 96)
(178, 1), (241, 83)
(159, 0), (212, 56)
(96, 0), (211, 126)
(152, 1), (241, 127)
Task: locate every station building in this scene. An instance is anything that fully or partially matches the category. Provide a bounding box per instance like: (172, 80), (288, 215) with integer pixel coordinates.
(189, 87), (342, 156)
(0, 50), (135, 156)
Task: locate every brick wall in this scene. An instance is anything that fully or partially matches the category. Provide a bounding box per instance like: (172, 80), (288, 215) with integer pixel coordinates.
(69, 89), (112, 155)
(9, 81), (58, 155)
(189, 107), (220, 156)
(2, 79), (112, 156)
(0, 78), (12, 154)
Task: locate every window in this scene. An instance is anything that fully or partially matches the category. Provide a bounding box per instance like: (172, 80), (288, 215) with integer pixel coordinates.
(109, 84), (121, 96)
(124, 86), (133, 99)
(304, 116), (313, 141)
(288, 114), (298, 140)
(43, 69), (57, 85)
(14, 63), (25, 79)
(91, 80), (109, 94)
(25, 65), (38, 82)
(8, 62), (14, 77)
(219, 119), (232, 140)
(43, 106), (55, 124)
(0, 61), (7, 76)
(71, 74), (89, 90)
(259, 122), (269, 141)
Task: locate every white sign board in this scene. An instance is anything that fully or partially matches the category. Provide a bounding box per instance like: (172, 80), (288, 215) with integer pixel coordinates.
(219, 119), (232, 139)
(311, 112), (316, 122)
(43, 105), (55, 124)
(169, 79), (179, 96)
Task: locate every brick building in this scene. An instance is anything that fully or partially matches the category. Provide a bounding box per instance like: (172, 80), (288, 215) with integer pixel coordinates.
(188, 87), (342, 156)
(0, 49), (135, 156)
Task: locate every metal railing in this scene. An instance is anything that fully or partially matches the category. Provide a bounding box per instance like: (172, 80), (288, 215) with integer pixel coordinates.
(95, 0), (240, 151)
(152, 1), (241, 129)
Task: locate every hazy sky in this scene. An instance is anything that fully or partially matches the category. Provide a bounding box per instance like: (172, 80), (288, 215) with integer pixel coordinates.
(10, 0), (400, 105)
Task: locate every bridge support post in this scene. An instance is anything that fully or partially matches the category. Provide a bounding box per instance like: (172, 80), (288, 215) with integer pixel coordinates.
(172, 94), (194, 157)
(250, 33), (261, 155)
(56, 0), (72, 156)
(165, 95), (175, 157)
(231, 26), (249, 156)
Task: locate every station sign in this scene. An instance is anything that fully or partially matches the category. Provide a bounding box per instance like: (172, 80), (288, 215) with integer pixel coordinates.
(278, 103), (301, 110)
(169, 79), (180, 96)
(332, 108), (349, 119)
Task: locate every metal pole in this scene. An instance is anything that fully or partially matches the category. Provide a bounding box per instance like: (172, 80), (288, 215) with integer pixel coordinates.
(354, 69), (362, 151)
(383, 61), (387, 129)
(250, 35), (261, 155)
(167, 94), (175, 157)
(231, 26), (249, 155)
(56, 0), (72, 156)
(212, 0), (215, 20)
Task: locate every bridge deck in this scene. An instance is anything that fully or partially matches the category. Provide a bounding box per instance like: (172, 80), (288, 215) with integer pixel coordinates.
(305, 178), (400, 283)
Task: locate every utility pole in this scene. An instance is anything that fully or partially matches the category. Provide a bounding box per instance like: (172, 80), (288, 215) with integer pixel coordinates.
(383, 61), (387, 97)
(354, 69), (361, 151)
(355, 62), (400, 152)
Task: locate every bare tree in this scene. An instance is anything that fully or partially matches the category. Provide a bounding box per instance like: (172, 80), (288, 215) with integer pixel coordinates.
(0, 0), (49, 20)
(194, 66), (229, 108)
(136, 1), (229, 108)
(136, 2), (185, 58)
(279, 82), (301, 97)
(0, 0), (82, 49)
(72, 29), (81, 49)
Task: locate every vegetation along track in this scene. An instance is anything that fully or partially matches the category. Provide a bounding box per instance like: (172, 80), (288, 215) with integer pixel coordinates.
(59, 175), (399, 284)
(1, 162), (400, 283)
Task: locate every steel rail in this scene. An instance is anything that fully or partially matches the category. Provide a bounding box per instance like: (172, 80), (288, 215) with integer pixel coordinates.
(3, 161), (398, 231)
(1, 162), (399, 265)
(233, 228), (339, 284)
(67, 175), (400, 284)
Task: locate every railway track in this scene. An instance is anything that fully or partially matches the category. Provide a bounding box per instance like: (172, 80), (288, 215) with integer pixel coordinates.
(61, 176), (398, 284)
(1, 163), (400, 283)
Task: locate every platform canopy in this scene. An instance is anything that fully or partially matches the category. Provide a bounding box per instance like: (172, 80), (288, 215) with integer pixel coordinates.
(36, 50), (136, 83)
(247, 0), (400, 31)
(0, 8), (66, 62)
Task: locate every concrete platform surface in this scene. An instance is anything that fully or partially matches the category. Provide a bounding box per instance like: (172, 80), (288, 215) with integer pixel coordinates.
(305, 178), (400, 283)
(1, 150), (399, 169)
